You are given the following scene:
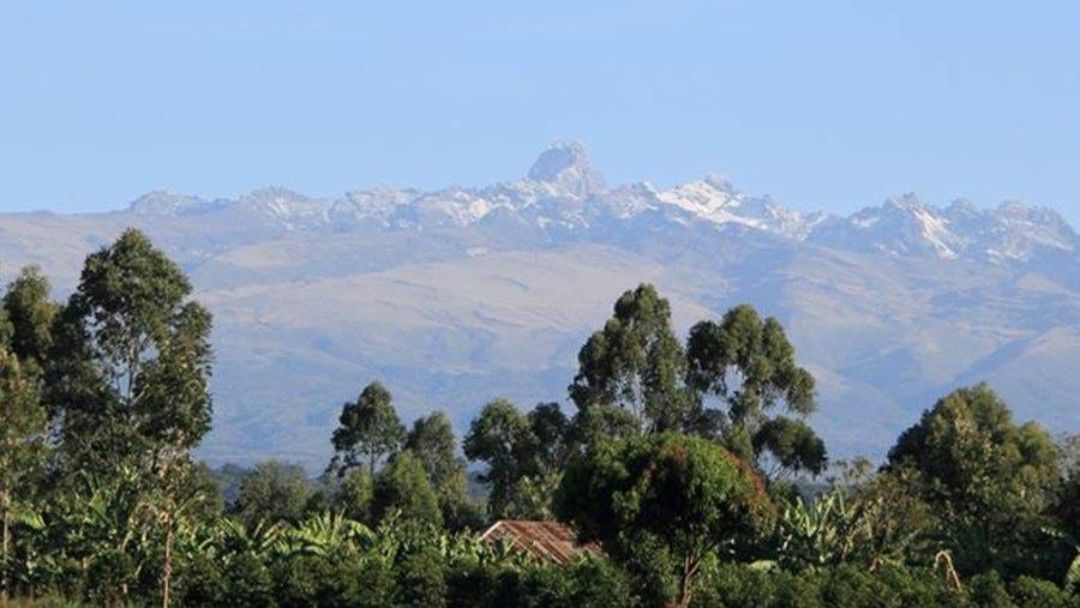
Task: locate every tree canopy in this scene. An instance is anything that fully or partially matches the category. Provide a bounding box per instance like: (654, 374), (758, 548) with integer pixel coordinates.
(406, 410), (464, 493)
(372, 450), (442, 528)
(405, 410), (473, 528)
(886, 383), (1062, 575)
(0, 347), (48, 602)
(463, 398), (531, 518)
(686, 304), (823, 475)
(566, 284), (825, 478)
(569, 284), (692, 436)
(331, 381), (406, 476)
(232, 460), (315, 529)
(556, 433), (771, 607)
(2, 266), (57, 375)
(50, 228), (214, 468)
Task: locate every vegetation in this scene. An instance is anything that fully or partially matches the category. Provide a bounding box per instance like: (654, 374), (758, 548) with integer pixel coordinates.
(556, 433), (771, 607)
(1, 229), (1079, 607)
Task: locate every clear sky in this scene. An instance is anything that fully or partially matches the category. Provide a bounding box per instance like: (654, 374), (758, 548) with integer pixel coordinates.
(3, 1), (1079, 225)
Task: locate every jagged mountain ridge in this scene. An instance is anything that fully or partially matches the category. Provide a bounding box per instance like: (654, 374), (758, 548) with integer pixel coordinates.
(1, 142), (1078, 469)
(121, 141), (1079, 268)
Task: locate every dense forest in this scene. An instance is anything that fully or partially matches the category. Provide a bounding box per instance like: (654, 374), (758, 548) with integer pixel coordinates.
(2, 228), (1080, 608)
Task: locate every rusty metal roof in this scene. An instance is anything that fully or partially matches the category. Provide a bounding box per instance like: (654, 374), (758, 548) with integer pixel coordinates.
(479, 520), (602, 565)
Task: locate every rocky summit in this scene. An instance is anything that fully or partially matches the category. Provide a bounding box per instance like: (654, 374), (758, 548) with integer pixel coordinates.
(2, 142), (1078, 469)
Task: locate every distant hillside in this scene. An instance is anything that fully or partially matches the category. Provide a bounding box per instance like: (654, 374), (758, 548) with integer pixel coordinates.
(2, 142), (1078, 470)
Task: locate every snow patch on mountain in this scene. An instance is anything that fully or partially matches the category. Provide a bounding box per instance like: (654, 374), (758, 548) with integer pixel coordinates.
(128, 191), (224, 215)
(982, 202), (1077, 262)
(809, 193), (1078, 264)
(235, 187), (330, 230)
(656, 175), (825, 238)
(117, 143), (1078, 270)
(330, 187), (421, 229)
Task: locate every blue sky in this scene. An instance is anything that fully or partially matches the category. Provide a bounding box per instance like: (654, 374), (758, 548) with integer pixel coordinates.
(2, 1), (1079, 225)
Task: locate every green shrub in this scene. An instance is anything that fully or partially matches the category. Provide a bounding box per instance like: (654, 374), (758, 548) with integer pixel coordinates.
(568, 556), (634, 608)
(967, 571), (1016, 608)
(696, 563), (781, 608)
(272, 554), (384, 608)
(820, 565), (902, 608)
(1007, 576), (1075, 608)
(395, 547), (448, 608)
(445, 561), (497, 608)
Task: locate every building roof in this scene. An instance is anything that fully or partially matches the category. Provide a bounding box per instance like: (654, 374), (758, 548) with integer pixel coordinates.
(479, 520), (602, 565)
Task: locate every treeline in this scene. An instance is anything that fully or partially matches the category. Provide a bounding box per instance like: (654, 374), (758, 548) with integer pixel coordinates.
(1, 228), (1080, 607)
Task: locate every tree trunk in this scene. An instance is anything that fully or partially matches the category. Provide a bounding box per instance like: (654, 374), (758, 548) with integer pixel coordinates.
(161, 511), (173, 608)
(2, 492), (9, 605)
(676, 555), (699, 608)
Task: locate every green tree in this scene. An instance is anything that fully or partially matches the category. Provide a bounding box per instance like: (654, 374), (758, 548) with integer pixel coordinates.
(335, 467), (374, 523)
(405, 410), (473, 528)
(507, 402), (573, 520)
(464, 400), (576, 520)
(43, 229), (213, 608)
(232, 461), (315, 529)
(371, 451), (442, 527)
(555, 433), (771, 608)
(406, 410), (464, 493)
(886, 383), (1062, 577)
(686, 304), (824, 475)
(0, 288), (11, 349)
(331, 381), (406, 476)
(50, 228), (213, 469)
(0, 348), (48, 602)
(1053, 433), (1080, 586)
(463, 399), (530, 519)
(525, 402), (572, 475)
(2, 266), (58, 375)
(569, 283), (692, 438)
(395, 545), (447, 608)
(753, 417), (827, 478)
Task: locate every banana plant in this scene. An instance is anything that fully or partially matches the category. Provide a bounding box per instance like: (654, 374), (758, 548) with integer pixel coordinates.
(1041, 526), (1080, 592)
(216, 517), (285, 558)
(140, 476), (214, 608)
(774, 482), (930, 572)
(3, 504), (50, 598)
(48, 466), (156, 605)
(774, 489), (866, 571)
(279, 511), (375, 559)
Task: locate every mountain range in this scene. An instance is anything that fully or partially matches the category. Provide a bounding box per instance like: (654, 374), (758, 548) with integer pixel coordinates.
(2, 141), (1078, 470)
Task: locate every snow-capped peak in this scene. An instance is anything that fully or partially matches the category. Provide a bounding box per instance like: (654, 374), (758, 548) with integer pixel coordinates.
(809, 194), (1079, 263)
(116, 145), (1079, 269)
(128, 191), (219, 215)
(526, 141), (607, 197)
(980, 201), (1077, 262)
(235, 187), (331, 230)
(809, 194), (964, 259)
(889, 194), (961, 258)
(656, 175), (818, 238)
(883, 192), (926, 213)
(658, 174), (741, 215)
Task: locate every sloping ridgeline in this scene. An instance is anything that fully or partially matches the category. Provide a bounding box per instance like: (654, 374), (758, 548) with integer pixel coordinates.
(1, 142), (1078, 468)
